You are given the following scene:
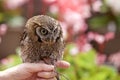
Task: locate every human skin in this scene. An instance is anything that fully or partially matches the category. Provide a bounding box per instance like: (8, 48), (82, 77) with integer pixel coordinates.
(0, 60), (70, 80)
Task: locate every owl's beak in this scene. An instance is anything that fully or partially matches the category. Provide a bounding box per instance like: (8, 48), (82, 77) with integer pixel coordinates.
(49, 37), (55, 44)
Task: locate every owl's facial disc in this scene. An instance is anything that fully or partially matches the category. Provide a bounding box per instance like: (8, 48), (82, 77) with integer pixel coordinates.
(36, 27), (55, 44)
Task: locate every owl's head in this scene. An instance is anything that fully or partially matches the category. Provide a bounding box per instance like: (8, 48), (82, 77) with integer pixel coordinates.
(25, 15), (63, 44)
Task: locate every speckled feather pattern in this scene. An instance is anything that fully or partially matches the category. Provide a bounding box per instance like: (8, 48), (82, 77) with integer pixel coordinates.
(20, 39), (64, 64)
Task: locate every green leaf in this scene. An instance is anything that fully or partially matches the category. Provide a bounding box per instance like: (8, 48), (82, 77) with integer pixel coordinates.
(100, 0), (110, 13)
(115, 15), (120, 30)
(88, 15), (110, 29)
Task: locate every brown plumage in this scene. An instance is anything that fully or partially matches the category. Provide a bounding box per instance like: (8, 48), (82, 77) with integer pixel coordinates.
(20, 15), (64, 80)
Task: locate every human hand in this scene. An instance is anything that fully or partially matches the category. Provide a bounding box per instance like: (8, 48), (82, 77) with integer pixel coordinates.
(0, 60), (70, 80)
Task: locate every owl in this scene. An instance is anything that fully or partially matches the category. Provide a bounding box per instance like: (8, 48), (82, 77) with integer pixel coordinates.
(20, 15), (64, 80)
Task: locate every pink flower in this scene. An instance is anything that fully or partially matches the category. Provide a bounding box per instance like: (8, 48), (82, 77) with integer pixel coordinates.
(88, 31), (115, 43)
(62, 10), (88, 34)
(96, 53), (107, 65)
(44, 0), (91, 18)
(43, 0), (92, 35)
(92, 0), (102, 12)
(69, 44), (79, 55)
(88, 32), (105, 44)
(73, 21), (87, 33)
(43, 0), (56, 4)
(109, 52), (120, 68)
(5, 0), (28, 9)
(49, 4), (59, 14)
(0, 24), (7, 36)
(58, 0), (91, 18)
(94, 33), (105, 44)
(81, 43), (92, 52)
(76, 35), (92, 52)
(63, 10), (82, 25)
(87, 32), (96, 41)
(0, 24), (7, 43)
(105, 32), (115, 41)
(1, 58), (13, 65)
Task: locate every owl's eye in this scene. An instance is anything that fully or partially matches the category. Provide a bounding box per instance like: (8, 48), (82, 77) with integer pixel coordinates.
(40, 28), (48, 35)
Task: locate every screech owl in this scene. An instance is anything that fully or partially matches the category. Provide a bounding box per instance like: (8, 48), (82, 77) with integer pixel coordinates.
(20, 15), (64, 80)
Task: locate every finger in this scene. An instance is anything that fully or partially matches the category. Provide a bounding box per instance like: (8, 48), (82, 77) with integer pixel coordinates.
(20, 63), (54, 73)
(56, 60), (70, 69)
(37, 71), (56, 78)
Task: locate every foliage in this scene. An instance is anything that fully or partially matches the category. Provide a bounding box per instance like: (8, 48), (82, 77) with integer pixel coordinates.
(0, 54), (22, 71)
(59, 43), (120, 80)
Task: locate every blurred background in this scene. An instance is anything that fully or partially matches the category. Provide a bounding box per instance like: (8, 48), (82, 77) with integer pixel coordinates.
(0, 0), (120, 80)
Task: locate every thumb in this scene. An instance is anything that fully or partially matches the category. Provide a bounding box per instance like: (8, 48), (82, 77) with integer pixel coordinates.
(56, 60), (70, 69)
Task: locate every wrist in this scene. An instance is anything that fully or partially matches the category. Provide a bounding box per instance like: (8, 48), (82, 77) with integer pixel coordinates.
(0, 71), (10, 80)
(0, 69), (14, 80)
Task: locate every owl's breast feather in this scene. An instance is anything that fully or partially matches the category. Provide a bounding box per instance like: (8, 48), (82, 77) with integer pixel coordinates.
(21, 42), (63, 63)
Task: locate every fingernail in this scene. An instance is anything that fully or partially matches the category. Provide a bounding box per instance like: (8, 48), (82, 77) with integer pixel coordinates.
(50, 65), (54, 68)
